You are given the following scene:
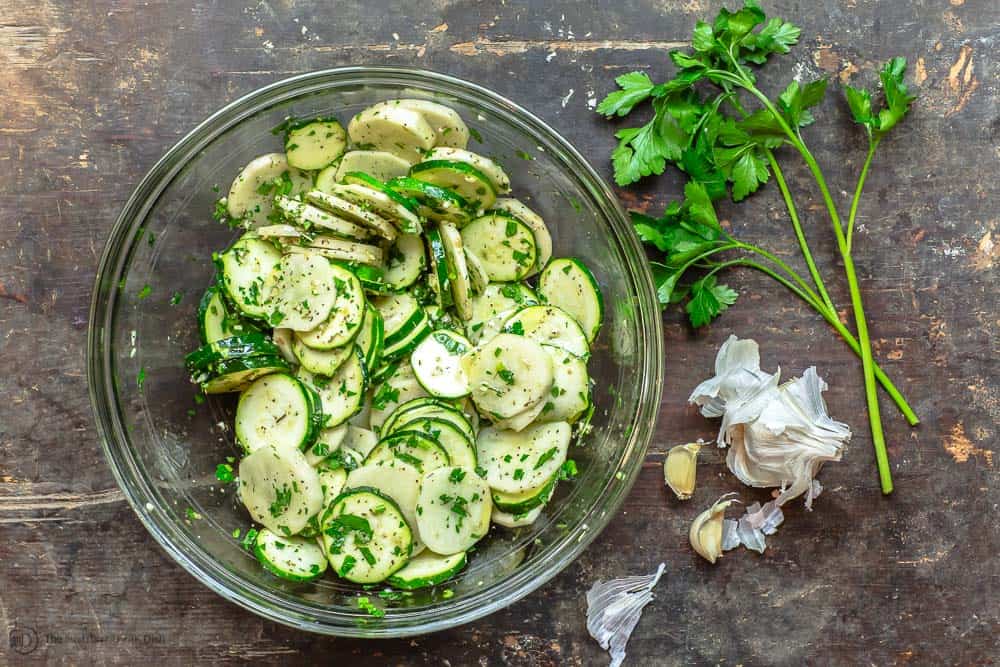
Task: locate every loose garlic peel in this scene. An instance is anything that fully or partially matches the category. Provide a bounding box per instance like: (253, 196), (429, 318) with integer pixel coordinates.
(664, 443), (701, 500)
(689, 496), (737, 564)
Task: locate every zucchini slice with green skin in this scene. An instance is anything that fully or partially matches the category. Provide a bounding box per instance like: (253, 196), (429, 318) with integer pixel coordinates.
(345, 461), (426, 556)
(375, 292), (423, 343)
(347, 102), (437, 163)
(217, 235), (282, 320)
(466, 282), (538, 344)
(465, 333), (554, 420)
(239, 444), (323, 535)
(304, 190), (398, 242)
(366, 430), (451, 473)
(226, 152), (312, 227)
(438, 222), (473, 320)
(184, 332), (281, 374)
(459, 213), (537, 282)
(305, 424), (349, 467)
(325, 181), (422, 235)
(427, 147), (511, 194)
(368, 362), (428, 432)
(318, 466), (348, 505)
(409, 160), (496, 211)
(330, 151), (412, 184)
(381, 311), (431, 362)
(287, 237), (383, 267)
(491, 476), (556, 515)
(199, 355), (290, 394)
(476, 422), (571, 494)
(264, 252), (338, 332)
(274, 195), (373, 241)
(254, 528), (329, 581)
(297, 348), (368, 428)
(425, 226), (454, 309)
(490, 198), (552, 274)
(383, 233), (426, 291)
(296, 264), (365, 350)
(342, 172), (422, 216)
(284, 119), (347, 170)
(198, 286), (258, 344)
(355, 304), (384, 372)
(293, 335), (354, 377)
(383, 398), (476, 443)
(321, 487), (413, 583)
(537, 258), (604, 343)
(396, 99), (470, 149)
(463, 248), (489, 295)
(236, 373), (322, 453)
(411, 330), (472, 399)
(502, 305), (589, 359)
(535, 344), (590, 424)
(387, 550), (467, 590)
(386, 177), (472, 226)
(397, 417), (477, 469)
(415, 466), (491, 555)
(491, 503), (544, 528)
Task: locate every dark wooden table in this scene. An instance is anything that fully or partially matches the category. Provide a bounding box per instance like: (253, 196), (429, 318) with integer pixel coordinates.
(2, 0), (997, 664)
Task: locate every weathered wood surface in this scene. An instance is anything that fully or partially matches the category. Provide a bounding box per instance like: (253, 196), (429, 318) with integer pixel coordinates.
(1, 0), (997, 664)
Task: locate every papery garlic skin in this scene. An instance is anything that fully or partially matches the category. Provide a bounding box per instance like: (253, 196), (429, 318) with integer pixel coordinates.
(586, 563), (666, 667)
(664, 442), (701, 500)
(689, 495), (736, 564)
(725, 368), (849, 507)
(689, 335), (778, 422)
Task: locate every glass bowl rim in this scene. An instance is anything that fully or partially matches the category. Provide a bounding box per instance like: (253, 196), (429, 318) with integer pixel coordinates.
(87, 65), (664, 637)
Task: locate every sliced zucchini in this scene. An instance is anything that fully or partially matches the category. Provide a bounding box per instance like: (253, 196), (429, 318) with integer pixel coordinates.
(387, 550), (467, 590)
(382, 311), (430, 362)
(304, 190), (398, 242)
(287, 237), (383, 267)
(345, 462), (425, 556)
(274, 195), (373, 241)
(297, 264), (365, 349)
(375, 292), (423, 342)
(438, 222), (473, 320)
(386, 177), (471, 226)
(396, 417), (477, 469)
(305, 424), (349, 466)
(321, 487), (412, 583)
(491, 504), (544, 528)
(491, 398), (547, 432)
(271, 327), (298, 364)
(383, 233), (426, 291)
(254, 528), (328, 581)
(396, 99), (470, 149)
(342, 172), (422, 216)
(318, 466), (348, 504)
(198, 286), (257, 344)
(355, 304), (384, 371)
(343, 424), (379, 460)
(293, 335), (353, 376)
(491, 198), (552, 274)
(368, 362), (428, 431)
(410, 160), (496, 211)
(199, 355), (290, 394)
(297, 348), (367, 428)
(284, 118), (347, 170)
(236, 373), (321, 453)
(415, 466), (491, 555)
(502, 305), (589, 359)
(226, 153), (311, 227)
(463, 248), (489, 295)
(256, 223), (302, 240)
(476, 421), (571, 494)
(239, 444), (323, 535)
(411, 330), (472, 399)
(537, 258), (603, 343)
(459, 213), (537, 282)
(467, 282), (538, 344)
(324, 182), (421, 235)
(217, 235), (282, 319)
(427, 147), (511, 194)
(425, 226), (453, 309)
(264, 252), (337, 331)
(348, 102), (436, 163)
(330, 150), (412, 183)
(184, 333), (281, 374)
(366, 431), (451, 473)
(383, 398), (476, 443)
(536, 344), (590, 424)
(491, 476), (556, 514)
(465, 333), (554, 420)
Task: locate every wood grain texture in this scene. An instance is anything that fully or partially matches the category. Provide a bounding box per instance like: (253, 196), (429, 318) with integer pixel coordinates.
(1, 0), (997, 664)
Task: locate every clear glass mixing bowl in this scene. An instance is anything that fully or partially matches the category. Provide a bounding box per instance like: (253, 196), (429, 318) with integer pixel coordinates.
(87, 66), (663, 637)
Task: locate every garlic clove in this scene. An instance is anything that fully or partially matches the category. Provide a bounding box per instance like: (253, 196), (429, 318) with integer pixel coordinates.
(689, 495), (737, 564)
(664, 442), (702, 500)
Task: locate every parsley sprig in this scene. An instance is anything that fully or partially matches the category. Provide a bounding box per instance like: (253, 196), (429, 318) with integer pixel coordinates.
(598, 0), (919, 493)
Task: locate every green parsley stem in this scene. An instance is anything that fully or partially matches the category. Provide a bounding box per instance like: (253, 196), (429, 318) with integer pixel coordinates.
(846, 138), (880, 254)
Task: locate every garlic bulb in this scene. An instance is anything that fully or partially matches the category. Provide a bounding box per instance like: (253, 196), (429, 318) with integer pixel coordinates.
(663, 442), (701, 500)
(689, 335), (778, 420)
(689, 495), (737, 563)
